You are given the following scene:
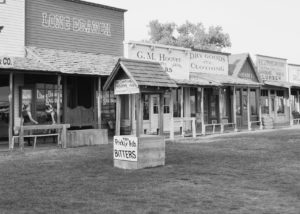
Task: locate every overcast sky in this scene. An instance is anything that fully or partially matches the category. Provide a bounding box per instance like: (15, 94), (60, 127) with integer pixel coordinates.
(91, 0), (300, 64)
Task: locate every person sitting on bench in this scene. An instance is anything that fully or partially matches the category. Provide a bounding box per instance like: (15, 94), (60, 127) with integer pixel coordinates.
(45, 103), (56, 124)
(22, 104), (38, 146)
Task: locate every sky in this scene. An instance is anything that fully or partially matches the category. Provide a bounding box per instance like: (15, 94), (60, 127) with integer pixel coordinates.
(90, 0), (300, 64)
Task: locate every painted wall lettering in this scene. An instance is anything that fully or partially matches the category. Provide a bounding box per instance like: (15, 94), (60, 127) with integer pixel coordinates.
(42, 12), (111, 36)
(0, 56), (14, 68)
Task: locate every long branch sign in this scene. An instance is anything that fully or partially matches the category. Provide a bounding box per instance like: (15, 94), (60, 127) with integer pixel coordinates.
(0, 56), (14, 68)
(114, 136), (138, 162)
(114, 79), (139, 95)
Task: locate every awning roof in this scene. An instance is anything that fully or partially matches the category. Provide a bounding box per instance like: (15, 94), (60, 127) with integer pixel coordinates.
(104, 58), (178, 90)
(174, 78), (221, 87)
(3, 47), (119, 76)
(190, 72), (261, 87)
(263, 81), (292, 88)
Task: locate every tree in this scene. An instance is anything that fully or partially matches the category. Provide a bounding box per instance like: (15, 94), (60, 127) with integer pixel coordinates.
(147, 20), (231, 51)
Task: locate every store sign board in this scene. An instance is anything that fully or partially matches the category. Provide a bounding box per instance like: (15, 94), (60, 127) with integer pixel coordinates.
(256, 55), (287, 81)
(126, 43), (190, 80)
(113, 136), (138, 162)
(114, 79), (139, 95)
(288, 64), (300, 84)
(0, 56), (14, 68)
(189, 51), (228, 75)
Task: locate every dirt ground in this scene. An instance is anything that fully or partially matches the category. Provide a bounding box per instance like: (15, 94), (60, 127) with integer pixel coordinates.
(0, 128), (299, 214)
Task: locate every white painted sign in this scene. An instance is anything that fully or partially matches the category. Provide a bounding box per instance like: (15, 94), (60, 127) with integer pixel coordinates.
(113, 136), (138, 162)
(42, 12), (111, 36)
(0, 56), (14, 68)
(288, 64), (300, 84)
(114, 79), (139, 95)
(189, 51), (228, 75)
(126, 43), (190, 80)
(256, 55), (287, 81)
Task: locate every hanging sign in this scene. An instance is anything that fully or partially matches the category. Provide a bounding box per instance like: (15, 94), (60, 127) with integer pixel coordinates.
(256, 55), (287, 81)
(113, 136), (138, 162)
(114, 79), (139, 95)
(0, 56), (14, 68)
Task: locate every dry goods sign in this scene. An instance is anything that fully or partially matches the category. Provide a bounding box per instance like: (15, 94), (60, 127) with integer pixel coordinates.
(113, 136), (138, 162)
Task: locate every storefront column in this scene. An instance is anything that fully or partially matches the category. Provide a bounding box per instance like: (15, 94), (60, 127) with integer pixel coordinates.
(289, 87), (293, 126)
(169, 90), (174, 140)
(131, 94), (136, 135)
(180, 87), (184, 136)
(257, 88), (263, 130)
(97, 77), (102, 128)
(297, 90), (300, 112)
(159, 93), (164, 136)
(268, 89), (272, 117)
(115, 95), (121, 136)
(57, 75), (61, 124)
(8, 72), (13, 150)
(135, 93), (143, 137)
(247, 87), (251, 131)
(63, 77), (67, 123)
(232, 86), (238, 132)
(201, 88), (205, 135)
(218, 88), (224, 133)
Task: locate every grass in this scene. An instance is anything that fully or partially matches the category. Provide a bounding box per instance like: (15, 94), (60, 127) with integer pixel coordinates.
(0, 129), (299, 213)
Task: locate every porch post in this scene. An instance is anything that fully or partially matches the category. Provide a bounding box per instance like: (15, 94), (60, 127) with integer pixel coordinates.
(169, 90), (174, 140)
(115, 95), (121, 136)
(135, 93), (143, 137)
(233, 86), (238, 132)
(8, 72), (13, 150)
(159, 93), (164, 136)
(131, 94), (136, 135)
(218, 87), (224, 133)
(289, 87), (293, 126)
(268, 89), (271, 117)
(201, 88), (205, 135)
(57, 75), (61, 124)
(97, 77), (102, 128)
(257, 88), (263, 130)
(297, 90), (300, 112)
(180, 87), (184, 136)
(63, 76), (67, 123)
(247, 87), (251, 131)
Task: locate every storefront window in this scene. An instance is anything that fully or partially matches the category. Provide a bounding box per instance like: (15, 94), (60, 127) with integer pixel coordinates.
(250, 90), (257, 115)
(153, 97), (158, 114)
(261, 90), (269, 114)
(163, 96), (170, 114)
(221, 88), (228, 117)
(210, 93), (217, 118)
(172, 89), (181, 117)
(143, 95), (149, 120)
(276, 90), (284, 114)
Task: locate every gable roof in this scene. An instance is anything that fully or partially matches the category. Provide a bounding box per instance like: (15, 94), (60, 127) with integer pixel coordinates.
(229, 53), (262, 82)
(104, 58), (178, 90)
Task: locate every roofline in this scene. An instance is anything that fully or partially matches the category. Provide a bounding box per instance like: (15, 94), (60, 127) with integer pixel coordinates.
(125, 41), (190, 51)
(191, 48), (231, 56)
(63, 0), (127, 12)
(256, 54), (287, 61)
(288, 63), (300, 67)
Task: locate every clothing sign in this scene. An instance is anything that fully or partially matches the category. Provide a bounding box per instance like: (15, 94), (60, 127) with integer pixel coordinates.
(288, 64), (300, 84)
(189, 51), (228, 75)
(114, 136), (138, 162)
(114, 79), (139, 95)
(126, 43), (190, 80)
(0, 56), (14, 68)
(256, 55), (287, 81)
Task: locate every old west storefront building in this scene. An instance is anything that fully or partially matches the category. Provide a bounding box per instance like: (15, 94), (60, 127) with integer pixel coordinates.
(0, 0), (126, 148)
(288, 64), (300, 124)
(124, 42), (262, 138)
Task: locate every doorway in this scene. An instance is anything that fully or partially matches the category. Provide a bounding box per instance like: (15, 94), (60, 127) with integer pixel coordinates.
(0, 75), (9, 145)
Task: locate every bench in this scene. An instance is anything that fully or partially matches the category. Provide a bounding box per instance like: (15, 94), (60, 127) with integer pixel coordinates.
(13, 124), (70, 150)
(203, 122), (236, 135)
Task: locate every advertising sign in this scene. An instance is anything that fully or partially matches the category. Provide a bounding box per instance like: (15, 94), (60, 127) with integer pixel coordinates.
(113, 136), (138, 162)
(114, 79), (139, 95)
(0, 56), (14, 68)
(126, 43), (190, 80)
(288, 64), (300, 84)
(256, 55), (287, 82)
(189, 51), (228, 75)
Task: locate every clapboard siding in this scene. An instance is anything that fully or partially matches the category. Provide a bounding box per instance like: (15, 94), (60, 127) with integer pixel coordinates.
(0, 0), (25, 57)
(25, 0), (125, 56)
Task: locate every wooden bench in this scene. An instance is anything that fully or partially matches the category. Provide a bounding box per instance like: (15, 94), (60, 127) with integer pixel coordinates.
(13, 124), (70, 150)
(203, 122), (236, 135)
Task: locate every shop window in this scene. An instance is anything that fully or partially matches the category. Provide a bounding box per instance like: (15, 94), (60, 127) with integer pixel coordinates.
(221, 88), (229, 117)
(250, 90), (257, 115)
(276, 90), (284, 114)
(210, 93), (217, 118)
(236, 89), (241, 115)
(143, 95), (149, 120)
(190, 88), (196, 117)
(261, 90), (269, 114)
(172, 89), (181, 117)
(163, 96), (170, 114)
(153, 97), (159, 114)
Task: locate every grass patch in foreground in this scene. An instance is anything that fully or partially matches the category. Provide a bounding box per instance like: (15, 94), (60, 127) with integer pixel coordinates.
(0, 129), (299, 214)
